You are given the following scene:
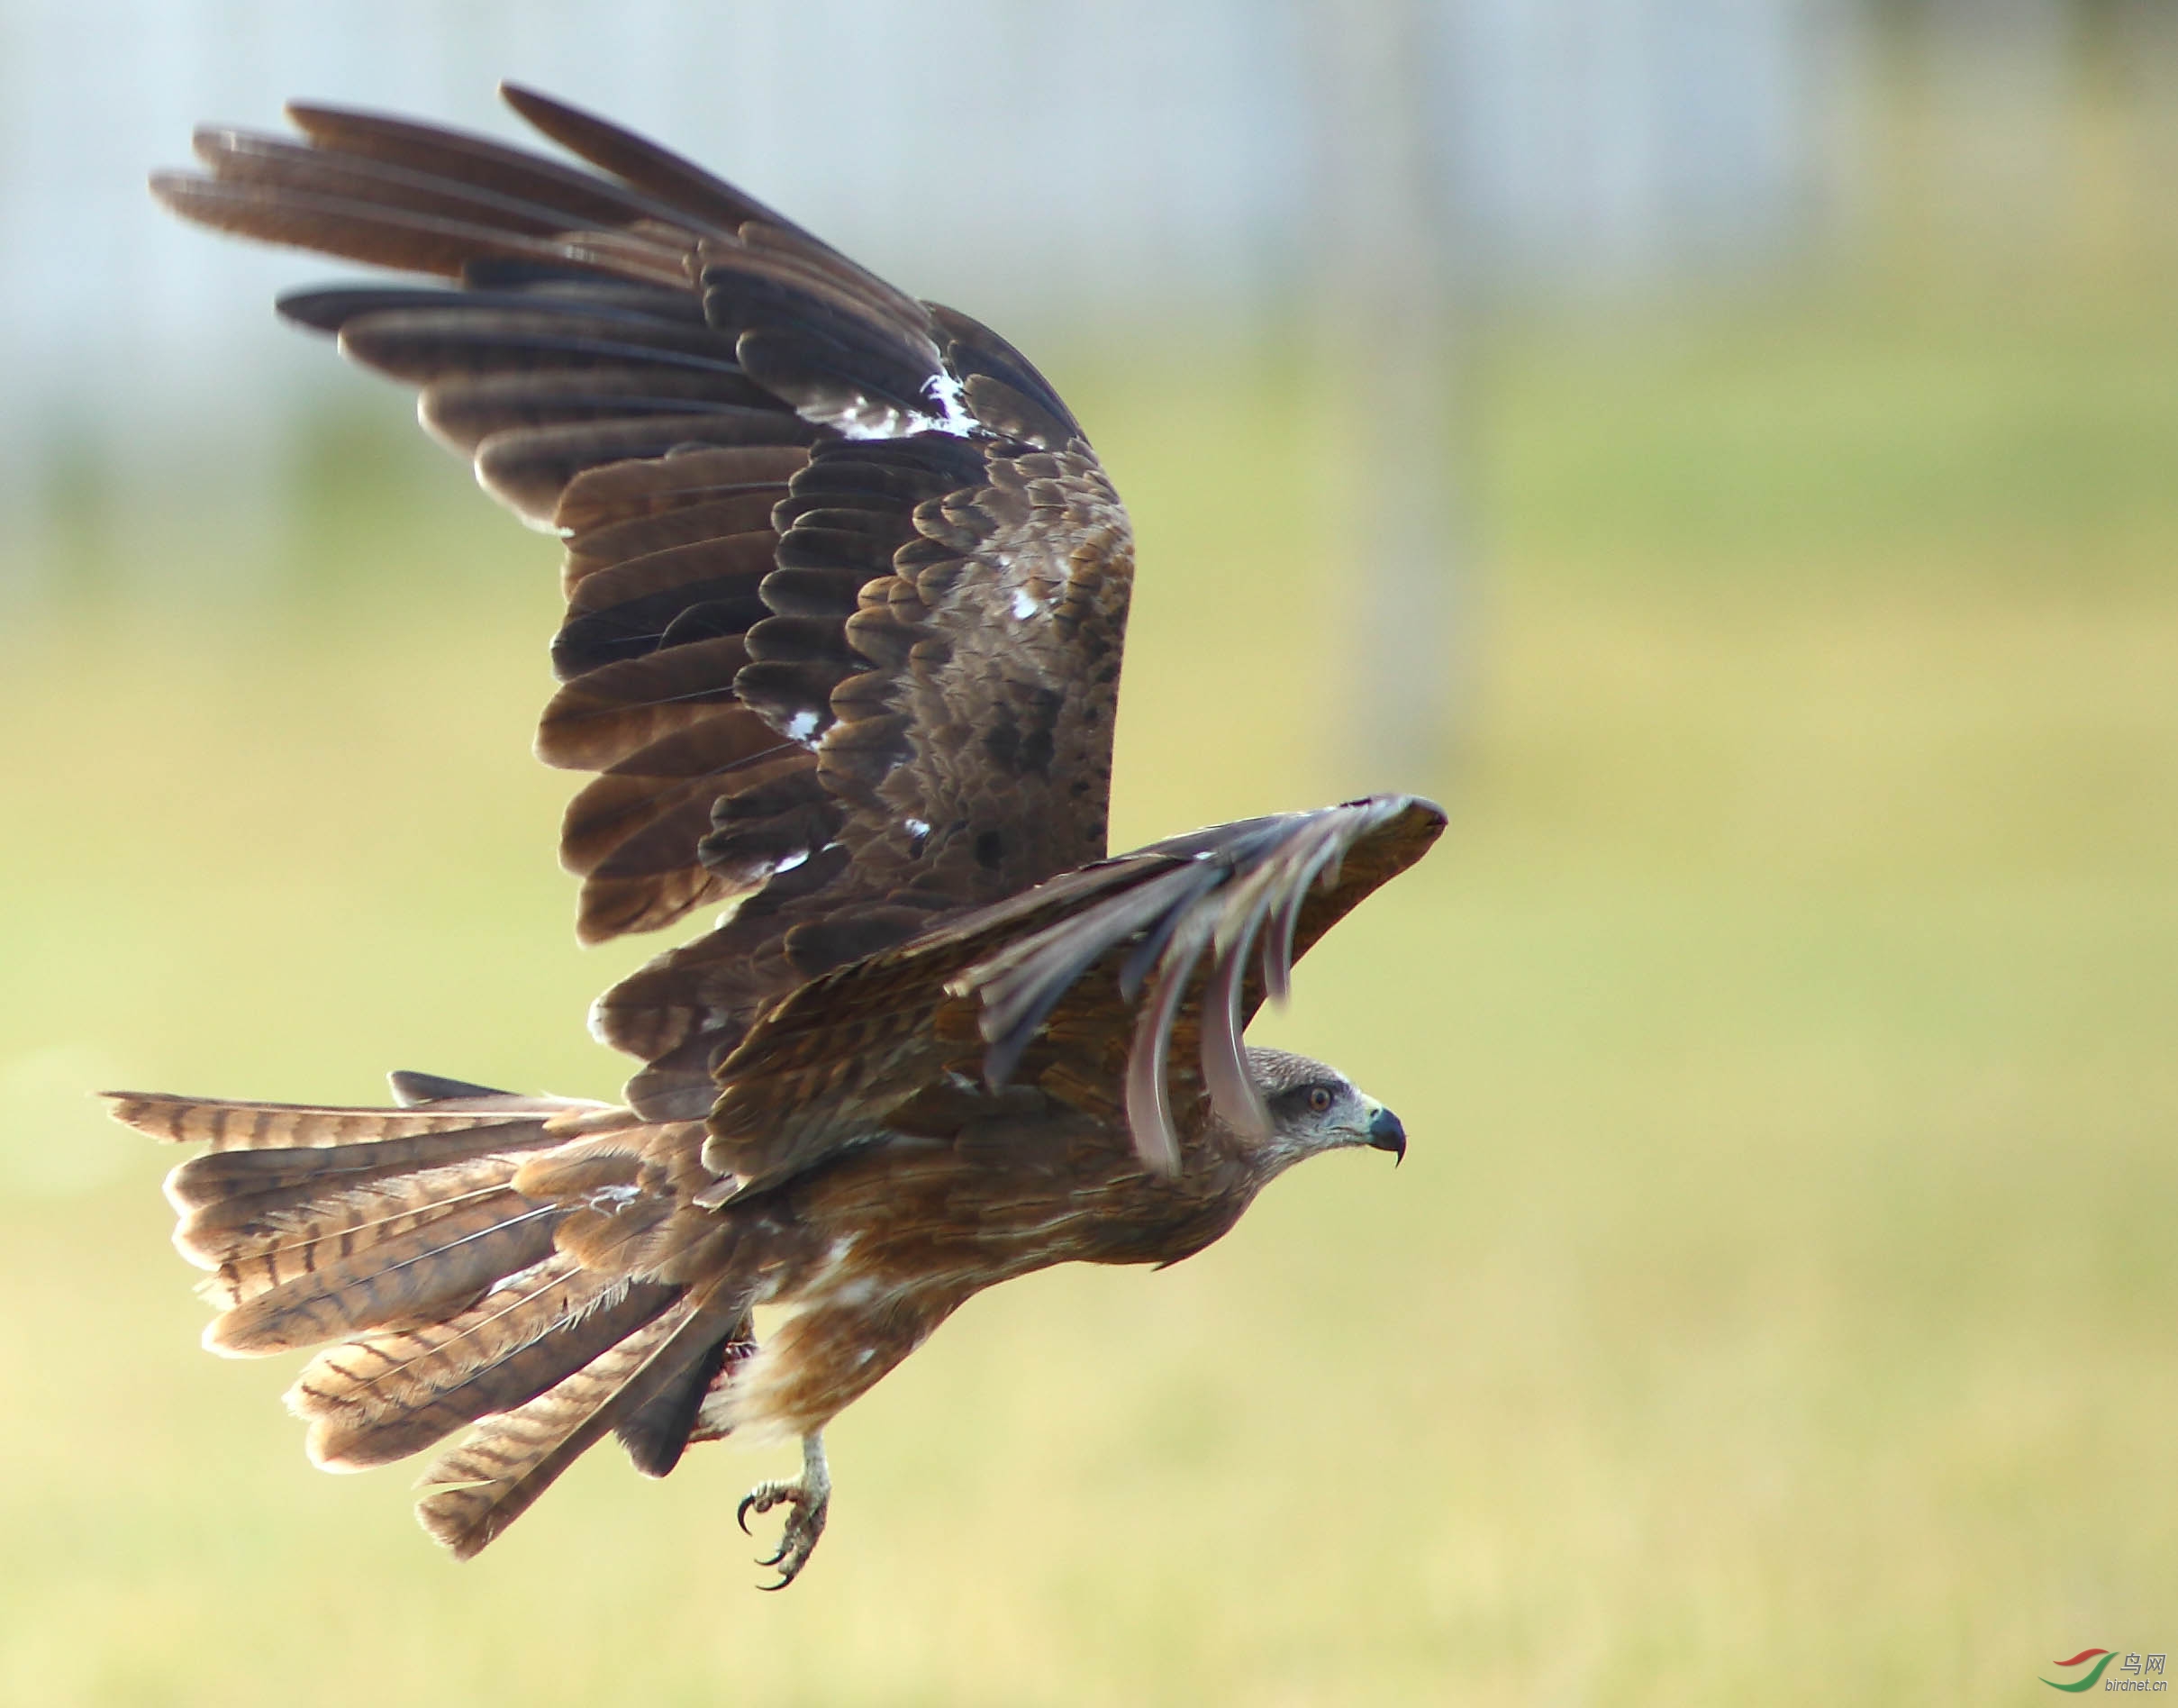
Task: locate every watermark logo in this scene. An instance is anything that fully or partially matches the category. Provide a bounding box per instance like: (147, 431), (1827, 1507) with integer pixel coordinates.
(2043, 1650), (2167, 1693)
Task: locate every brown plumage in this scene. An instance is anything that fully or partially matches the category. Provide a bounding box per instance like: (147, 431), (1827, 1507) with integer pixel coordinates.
(113, 84), (1445, 1585)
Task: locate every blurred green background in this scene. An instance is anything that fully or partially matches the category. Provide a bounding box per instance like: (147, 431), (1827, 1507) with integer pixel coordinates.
(5, 5), (2178, 1705)
(5, 283), (2173, 1703)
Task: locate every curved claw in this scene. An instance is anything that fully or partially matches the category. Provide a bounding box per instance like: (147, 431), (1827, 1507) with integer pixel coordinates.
(752, 1531), (812, 1590)
(736, 1433), (830, 1591)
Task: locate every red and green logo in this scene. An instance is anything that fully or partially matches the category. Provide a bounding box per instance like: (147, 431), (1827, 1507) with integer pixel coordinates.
(2045, 1649), (2117, 1692)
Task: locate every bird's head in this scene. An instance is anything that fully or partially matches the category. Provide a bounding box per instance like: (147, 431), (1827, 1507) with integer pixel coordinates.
(1235, 1046), (1407, 1177)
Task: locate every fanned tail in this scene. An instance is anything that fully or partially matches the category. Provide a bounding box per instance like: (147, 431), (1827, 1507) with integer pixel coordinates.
(115, 1084), (601, 1355)
(110, 1075), (741, 1554)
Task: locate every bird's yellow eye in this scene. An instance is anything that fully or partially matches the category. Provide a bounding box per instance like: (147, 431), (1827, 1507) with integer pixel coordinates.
(1306, 1086), (1334, 1114)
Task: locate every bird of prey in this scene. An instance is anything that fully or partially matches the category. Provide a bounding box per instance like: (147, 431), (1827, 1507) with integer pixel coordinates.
(110, 84), (1445, 1589)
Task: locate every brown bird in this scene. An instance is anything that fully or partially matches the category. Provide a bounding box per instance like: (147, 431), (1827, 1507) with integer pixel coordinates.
(108, 84), (1445, 1588)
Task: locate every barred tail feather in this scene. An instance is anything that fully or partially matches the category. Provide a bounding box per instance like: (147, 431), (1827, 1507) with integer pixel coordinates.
(164, 1122), (567, 1227)
(294, 1262), (682, 1470)
(113, 1077), (734, 1554)
(105, 1082), (625, 1355)
(204, 1191), (565, 1357)
(106, 1086), (606, 1150)
(177, 1155), (549, 1304)
(416, 1292), (738, 1558)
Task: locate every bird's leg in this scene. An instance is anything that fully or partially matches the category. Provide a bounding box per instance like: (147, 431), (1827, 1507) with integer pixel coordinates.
(737, 1431), (830, 1589)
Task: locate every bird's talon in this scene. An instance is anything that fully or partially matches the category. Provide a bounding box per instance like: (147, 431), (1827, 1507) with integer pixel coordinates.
(736, 1435), (830, 1589)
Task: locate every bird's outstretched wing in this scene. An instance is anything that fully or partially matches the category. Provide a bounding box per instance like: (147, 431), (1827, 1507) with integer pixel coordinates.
(703, 795), (1447, 1187)
(153, 86), (1133, 1122)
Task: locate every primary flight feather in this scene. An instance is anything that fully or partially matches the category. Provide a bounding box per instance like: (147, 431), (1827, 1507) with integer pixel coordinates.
(112, 82), (1444, 1587)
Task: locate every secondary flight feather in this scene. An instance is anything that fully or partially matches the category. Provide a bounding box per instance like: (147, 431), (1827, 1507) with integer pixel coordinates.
(113, 83), (1444, 1587)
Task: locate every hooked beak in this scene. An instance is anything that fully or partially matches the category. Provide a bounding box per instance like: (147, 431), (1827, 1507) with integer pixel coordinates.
(1366, 1104), (1407, 1165)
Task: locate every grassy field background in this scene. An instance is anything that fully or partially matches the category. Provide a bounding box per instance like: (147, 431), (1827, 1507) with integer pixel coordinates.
(1, 285), (2173, 1703)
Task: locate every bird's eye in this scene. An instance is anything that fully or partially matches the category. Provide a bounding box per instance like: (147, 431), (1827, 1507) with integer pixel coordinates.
(1306, 1085), (1334, 1114)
